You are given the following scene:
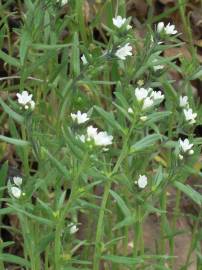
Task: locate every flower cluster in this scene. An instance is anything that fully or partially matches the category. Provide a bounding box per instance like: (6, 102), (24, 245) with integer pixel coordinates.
(16, 91), (35, 110)
(179, 96), (197, 124)
(134, 87), (164, 110)
(10, 176), (23, 198)
(179, 138), (194, 160)
(79, 126), (113, 147)
(157, 22), (178, 35)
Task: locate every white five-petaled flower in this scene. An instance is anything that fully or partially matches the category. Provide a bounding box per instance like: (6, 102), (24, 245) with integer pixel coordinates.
(68, 223), (79, 234)
(136, 175), (148, 189)
(115, 43), (132, 60)
(112, 15), (132, 30)
(86, 125), (113, 146)
(81, 54), (88, 65)
(151, 90), (164, 100)
(179, 138), (194, 156)
(143, 97), (154, 110)
(183, 108), (197, 124)
(11, 186), (21, 198)
(71, 111), (89, 124)
(179, 96), (189, 108)
(13, 176), (22, 186)
(157, 22), (177, 35)
(135, 87), (148, 101)
(16, 91), (35, 110)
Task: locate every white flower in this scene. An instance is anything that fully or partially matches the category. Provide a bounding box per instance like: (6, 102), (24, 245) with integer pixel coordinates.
(13, 176), (22, 186)
(157, 22), (177, 35)
(183, 108), (197, 124)
(151, 90), (164, 100)
(135, 87), (148, 101)
(86, 125), (113, 146)
(143, 97), (154, 110)
(57, 0), (68, 6)
(179, 96), (189, 108)
(87, 126), (98, 139)
(69, 223), (79, 234)
(16, 91), (35, 110)
(179, 138), (193, 153)
(140, 116), (147, 121)
(93, 131), (113, 146)
(11, 186), (21, 198)
(71, 111), (89, 124)
(115, 43), (132, 60)
(128, 107), (133, 114)
(164, 23), (177, 35)
(112, 16), (126, 28)
(137, 175), (148, 189)
(81, 54), (88, 65)
(157, 22), (165, 33)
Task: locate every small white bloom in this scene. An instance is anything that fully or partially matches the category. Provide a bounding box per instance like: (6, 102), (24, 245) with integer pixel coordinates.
(11, 186), (21, 198)
(57, 0), (68, 6)
(69, 223), (79, 234)
(183, 108), (197, 124)
(151, 90), (164, 100)
(126, 24), (132, 30)
(143, 97), (154, 110)
(86, 126), (113, 147)
(157, 22), (165, 33)
(137, 175), (148, 189)
(81, 54), (88, 65)
(179, 96), (189, 108)
(188, 149), (194, 155)
(115, 43), (132, 60)
(179, 154), (184, 160)
(128, 107), (133, 114)
(135, 87), (148, 101)
(140, 116), (147, 121)
(71, 111), (89, 124)
(157, 22), (177, 35)
(179, 138), (193, 153)
(16, 91), (35, 110)
(112, 16), (126, 28)
(164, 23), (177, 35)
(13, 176), (22, 186)
(87, 126), (98, 139)
(93, 131), (113, 146)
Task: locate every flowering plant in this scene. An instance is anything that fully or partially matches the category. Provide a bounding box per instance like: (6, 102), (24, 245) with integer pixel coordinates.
(0, 2), (202, 270)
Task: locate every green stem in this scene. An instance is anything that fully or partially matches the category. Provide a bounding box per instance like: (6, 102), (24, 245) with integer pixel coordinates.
(93, 119), (137, 270)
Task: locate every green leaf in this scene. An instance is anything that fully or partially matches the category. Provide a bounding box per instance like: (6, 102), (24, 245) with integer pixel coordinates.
(102, 255), (143, 265)
(42, 147), (70, 180)
(110, 190), (131, 217)
(0, 135), (30, 147)
(0, 254), (30, 267)
(94, 106), (125, 134)
(0, 162), (8, 199)
(20, 30), (32, 64)
(71, 32), (80, 77)
(173, 181), (202, 206)
(0, 50), (20, 68)
(146, 111), (172, 124)
(130, 134), (162, 153)
(0, 98), (24, 123)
